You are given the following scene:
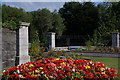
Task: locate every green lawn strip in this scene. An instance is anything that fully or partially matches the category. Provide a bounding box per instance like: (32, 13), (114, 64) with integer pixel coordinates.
(0, 69), (2, 79)
(0, 69), (2, 73)
(80, 56), (119, 79)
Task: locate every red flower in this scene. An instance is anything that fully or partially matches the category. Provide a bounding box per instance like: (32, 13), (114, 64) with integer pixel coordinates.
(66, 73), (71, 77)
(58, 74), (64, 78)
(52, 73), (57, 77)
(63, 66), (71, 71)
(75, 78), (80, 80)
(3, 71), (9, 75)
(15, 74), (19, 79)
(96, 72), (100, 75)
(46, 63), (56, 67)
(2, 58), (118, 80)
(10, 74), (15, 78)
(105, 70), (110, 74)
(88, 73), (93, 77)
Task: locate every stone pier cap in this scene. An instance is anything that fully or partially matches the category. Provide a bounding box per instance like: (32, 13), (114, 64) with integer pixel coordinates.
(19, 22), (30, 27)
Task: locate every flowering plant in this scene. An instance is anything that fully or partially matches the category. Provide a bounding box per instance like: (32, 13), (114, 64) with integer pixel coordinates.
(2, 58), (118, 80)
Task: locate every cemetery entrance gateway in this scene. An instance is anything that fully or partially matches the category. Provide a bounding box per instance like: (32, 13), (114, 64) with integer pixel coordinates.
(1, 22), (30, 70)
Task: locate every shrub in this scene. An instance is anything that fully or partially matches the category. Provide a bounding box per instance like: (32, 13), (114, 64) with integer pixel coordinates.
(85, 41), (92, 50)
(47, 50), (66, 58)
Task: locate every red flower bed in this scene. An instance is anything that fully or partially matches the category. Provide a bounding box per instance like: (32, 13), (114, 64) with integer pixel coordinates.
(2, 58), (118, 80)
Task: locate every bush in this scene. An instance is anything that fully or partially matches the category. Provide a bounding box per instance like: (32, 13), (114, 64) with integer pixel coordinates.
(85, 41), (92, 50)
(47, 50), (66, 58)
(93, 47), (120, 53)
(29, 42), (46, 61)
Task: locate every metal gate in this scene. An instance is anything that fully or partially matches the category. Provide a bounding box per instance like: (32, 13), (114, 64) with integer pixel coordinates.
(56, 35), (88, 47)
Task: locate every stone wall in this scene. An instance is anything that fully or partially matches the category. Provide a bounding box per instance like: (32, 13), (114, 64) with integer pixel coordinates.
(0, 27), (2, 78)
(1, 22), (30, 70)
(0, 22), (30, 79)
(2, 28), (16, 68)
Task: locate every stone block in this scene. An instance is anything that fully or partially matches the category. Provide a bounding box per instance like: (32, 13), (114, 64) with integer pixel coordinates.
(2, 61), (7, 68)
(2, 52), (7, 61)
(2, 42), (16, 51)
(7, 59), (15, 68)
(10, 52), (16, 59)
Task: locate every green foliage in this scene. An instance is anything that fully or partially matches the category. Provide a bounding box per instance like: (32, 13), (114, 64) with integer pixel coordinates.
(29, 41), (46, 61)
(2, 5), (65, 45)
(2, 20), (18, 29)
(59, 2), (120, 46)
(92, 2), (120, 46)
(31, 8), (65, 45)
(2, 5), (31, 23)
(31, 8), (53, 45)
(2, 2), (120, 47)
(2, 5), (31, 29)
(0, 5), (2, 23)
(59, 2), (99, 36)
(85, 41), (92, 49)
(67, 53), (83, 59)
(47, 50), (65, 58)
(51, 11), (65, 38)
(29, 29), (39, 43)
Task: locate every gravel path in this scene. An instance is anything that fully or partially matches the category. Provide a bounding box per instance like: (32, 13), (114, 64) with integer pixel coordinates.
(66, 52), (120, 58)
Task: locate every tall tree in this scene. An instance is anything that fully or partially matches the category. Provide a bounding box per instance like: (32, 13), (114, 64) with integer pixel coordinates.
(0, 5), (2, 23)
(2, 5), (31, 29)
(92, 2), (120, 46)
(59, 2), (99, 36)
(31, 9), (53, 44)
(50, 10), (65, 38)
(110, 2), (120, 31)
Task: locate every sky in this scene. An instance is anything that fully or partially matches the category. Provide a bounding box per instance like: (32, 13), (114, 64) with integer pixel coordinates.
(1, 2), (103, 12)
(1, 0), (105, 2)
(2, 2), (65, 12)
(1, 0), (118, 12)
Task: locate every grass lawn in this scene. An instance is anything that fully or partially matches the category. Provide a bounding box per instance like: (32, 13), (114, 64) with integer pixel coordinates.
(0, 70), (2, 74)
(80, 56), (120, 80)
(0, 69), (2, 79)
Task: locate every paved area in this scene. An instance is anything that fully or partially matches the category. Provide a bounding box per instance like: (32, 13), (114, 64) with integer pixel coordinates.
(66, 52), (120, 58)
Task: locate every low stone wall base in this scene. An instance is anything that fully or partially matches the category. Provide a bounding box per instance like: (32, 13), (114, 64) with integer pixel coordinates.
(16, 55), (30, 65)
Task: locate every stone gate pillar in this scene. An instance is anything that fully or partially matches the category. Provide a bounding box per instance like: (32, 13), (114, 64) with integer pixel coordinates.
(47, 32), (56, 49)
(112, 32), (119, 47)
(16, 22), (30, 65)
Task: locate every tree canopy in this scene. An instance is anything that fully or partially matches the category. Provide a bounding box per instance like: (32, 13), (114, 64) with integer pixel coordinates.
(2, 5), (31, 29)
(92, 2), (120, 46)
(2, 5), (65, 45)
(59, 2), (99, 36)
(30, 9), (65, 44)
(2, 2), (120, 46)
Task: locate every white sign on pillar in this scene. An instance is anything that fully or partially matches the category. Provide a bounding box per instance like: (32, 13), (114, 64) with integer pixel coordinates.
(18, 22), (30, 65)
